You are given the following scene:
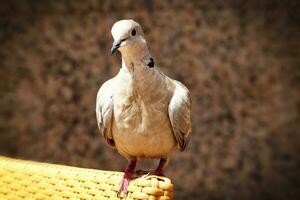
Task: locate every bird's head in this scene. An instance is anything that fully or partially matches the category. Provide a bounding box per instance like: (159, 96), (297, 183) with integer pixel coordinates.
(110, 19), (147, 55)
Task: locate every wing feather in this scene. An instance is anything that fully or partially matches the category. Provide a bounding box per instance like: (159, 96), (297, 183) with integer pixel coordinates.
(96, 79), (115, 147)
(168, 81), (191, 151)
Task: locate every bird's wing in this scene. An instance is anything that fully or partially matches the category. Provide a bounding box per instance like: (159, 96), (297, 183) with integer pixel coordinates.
(168, 81), (192, 151)
(96, 78), (115, 147)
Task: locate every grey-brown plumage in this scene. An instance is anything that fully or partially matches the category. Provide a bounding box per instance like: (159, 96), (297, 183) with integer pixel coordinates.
(96, 19), (191, 195)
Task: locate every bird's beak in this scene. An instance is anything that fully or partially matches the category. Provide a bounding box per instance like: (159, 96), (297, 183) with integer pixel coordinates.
(111, 38), (126, 55)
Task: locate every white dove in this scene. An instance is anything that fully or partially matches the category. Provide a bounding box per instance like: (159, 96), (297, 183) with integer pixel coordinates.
(96, 19), (191, 195)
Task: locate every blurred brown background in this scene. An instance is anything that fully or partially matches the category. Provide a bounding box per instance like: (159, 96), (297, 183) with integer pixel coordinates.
(0, 0), (299, 199)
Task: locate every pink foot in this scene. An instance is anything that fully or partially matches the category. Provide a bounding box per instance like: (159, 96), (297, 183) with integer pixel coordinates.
(118, 176), (129, 196)
(117, 160), (137, 197)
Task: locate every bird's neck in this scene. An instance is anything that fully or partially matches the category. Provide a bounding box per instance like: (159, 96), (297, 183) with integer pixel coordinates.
(121, 44), (151, 73)
(120, 45), (167, 102)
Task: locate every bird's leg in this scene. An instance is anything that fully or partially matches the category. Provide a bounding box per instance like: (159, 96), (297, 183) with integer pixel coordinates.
(153, 158), (167, 176)
(118, 160), (137, 196)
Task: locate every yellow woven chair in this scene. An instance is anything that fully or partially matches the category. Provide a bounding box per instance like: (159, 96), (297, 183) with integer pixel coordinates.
(0, 156), (173, 200)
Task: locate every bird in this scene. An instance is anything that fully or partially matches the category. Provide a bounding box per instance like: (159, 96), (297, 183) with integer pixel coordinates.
(96, 19), (191, 196)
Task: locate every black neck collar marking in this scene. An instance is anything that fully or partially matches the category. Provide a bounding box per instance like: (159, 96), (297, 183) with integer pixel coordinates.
(120, 58), (155, 68)
(147, 58), (155, 68)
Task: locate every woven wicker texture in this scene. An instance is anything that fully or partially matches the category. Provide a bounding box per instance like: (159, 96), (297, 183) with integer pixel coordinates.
(0, 156), (173, 200)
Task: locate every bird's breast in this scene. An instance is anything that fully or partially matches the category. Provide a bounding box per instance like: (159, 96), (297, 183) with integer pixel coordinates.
(114, 93), (169, 134)
(112, 86), (175, 159)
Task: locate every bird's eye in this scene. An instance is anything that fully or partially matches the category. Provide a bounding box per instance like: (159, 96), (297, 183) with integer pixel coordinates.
(131, 29), (136, 36)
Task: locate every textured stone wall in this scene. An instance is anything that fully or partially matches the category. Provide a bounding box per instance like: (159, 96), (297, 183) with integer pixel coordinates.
(0, 1), (299, 199)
